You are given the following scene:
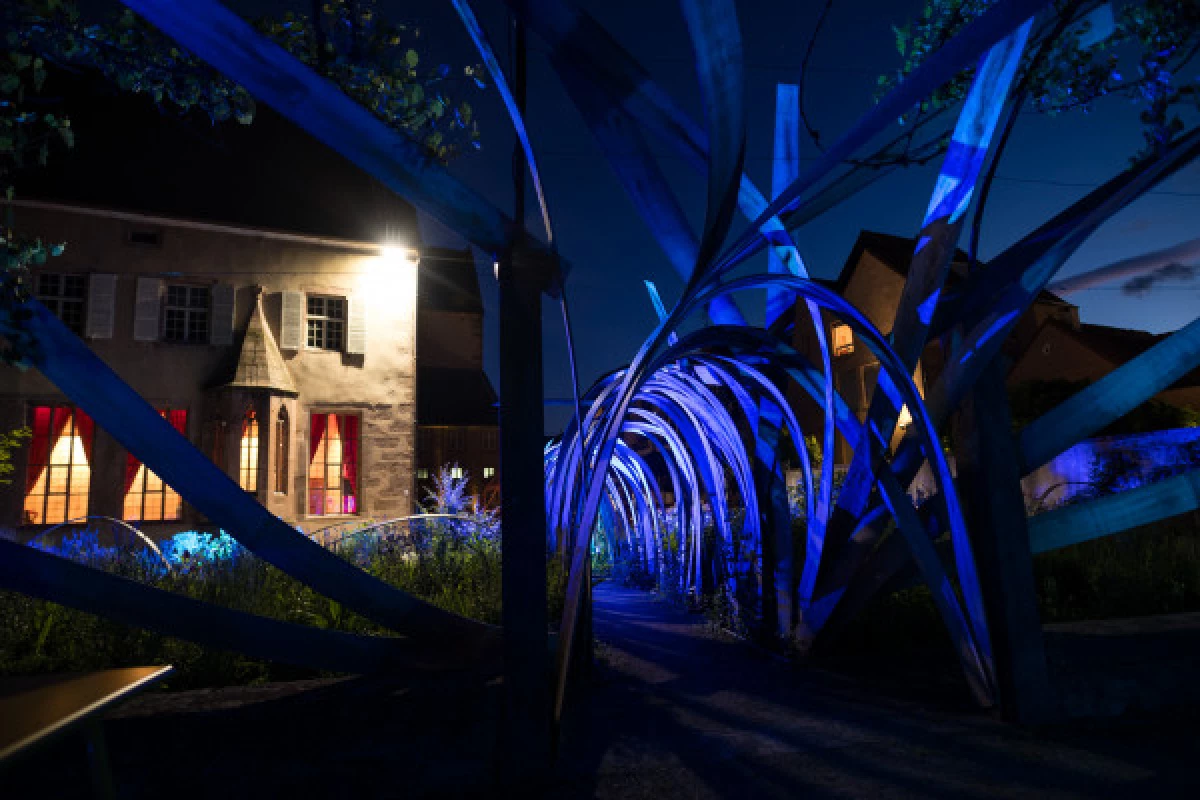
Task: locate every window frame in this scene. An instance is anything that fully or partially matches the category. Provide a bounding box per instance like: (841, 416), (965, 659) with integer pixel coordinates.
(35, 272), (87, 336)
(163, 283), (211, 344)
(274, 407), (290, 495)
(239, 407), (260, 493)
(306, 411), (362, 518)
(123, 408), (186, 523)
(22, 405), (92, 526)
(305, 295), (347, 352)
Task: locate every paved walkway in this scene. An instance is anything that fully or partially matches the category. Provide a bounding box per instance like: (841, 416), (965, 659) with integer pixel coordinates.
(552, 583), (1197, 798)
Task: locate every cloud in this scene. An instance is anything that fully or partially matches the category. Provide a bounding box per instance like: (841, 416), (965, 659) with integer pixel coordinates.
(1121, 262), (1197, 295)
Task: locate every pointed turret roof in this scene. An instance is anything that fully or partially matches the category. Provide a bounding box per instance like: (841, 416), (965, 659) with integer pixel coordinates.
(220, 289), (297, 395)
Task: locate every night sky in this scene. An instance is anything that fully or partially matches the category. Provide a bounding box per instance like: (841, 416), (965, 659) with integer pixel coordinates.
(95, 2), (1200, 431)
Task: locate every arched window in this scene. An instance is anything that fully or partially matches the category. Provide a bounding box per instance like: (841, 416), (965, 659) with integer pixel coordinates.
(274, 407), (289, 494)
(240, 407), (259, 493)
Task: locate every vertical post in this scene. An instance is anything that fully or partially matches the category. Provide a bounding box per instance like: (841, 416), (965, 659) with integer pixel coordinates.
(499, 13), (550, 781)
(953, 356), (1057, 724)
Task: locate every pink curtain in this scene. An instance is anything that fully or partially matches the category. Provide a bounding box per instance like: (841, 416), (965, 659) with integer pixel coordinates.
(341, 414), (359, 514)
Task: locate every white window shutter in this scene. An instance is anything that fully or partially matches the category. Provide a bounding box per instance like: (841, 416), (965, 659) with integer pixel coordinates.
(346, 295), (366, 355)
(84, 274), (116, 339)
(210, 283), (235, 346)
(280, 289), (304, 350)
(133, 277), (162, 342)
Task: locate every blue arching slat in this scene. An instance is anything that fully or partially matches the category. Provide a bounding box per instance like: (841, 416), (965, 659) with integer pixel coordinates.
(767, 84), (800, 329)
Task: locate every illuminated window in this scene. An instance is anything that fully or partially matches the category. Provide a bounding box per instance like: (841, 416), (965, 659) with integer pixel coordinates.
(163, 284), (210, 343)
(306, 296), (345, 351)
(23, 406), (93, 525)
(482, 467), (496, 480)
(308, 413), (360, 516)
(240, 408), (259, 492)
(35, 273), (86, 336)
(124, 409), (186, 522)
(450, 466), (464, 480)
(831, 323), (854, 357)
(416, 468), (429, 480)
(274, 407), (289, 494)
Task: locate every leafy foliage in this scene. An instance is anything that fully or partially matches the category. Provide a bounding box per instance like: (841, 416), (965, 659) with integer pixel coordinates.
(879, 0), (1200, 161)
(1009, 378), (1200, 435)
(0, 426), (31, 485)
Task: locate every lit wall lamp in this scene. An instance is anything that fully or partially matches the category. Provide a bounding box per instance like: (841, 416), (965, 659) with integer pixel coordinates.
(370, 245), (420, 294)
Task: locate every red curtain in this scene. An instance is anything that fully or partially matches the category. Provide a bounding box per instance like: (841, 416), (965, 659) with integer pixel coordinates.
(341, 414), (359, 514)
(25, 406), (52, 492)
(168, 409), (188, 435)
(309, 413), (327, 462)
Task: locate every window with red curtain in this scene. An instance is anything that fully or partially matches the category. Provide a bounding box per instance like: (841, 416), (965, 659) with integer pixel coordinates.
(123, 409), (187, 522)
(308, 412), (360, 516)
(23, 406), (93, 525)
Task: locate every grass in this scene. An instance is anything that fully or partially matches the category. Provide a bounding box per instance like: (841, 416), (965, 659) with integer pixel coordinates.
(0, 527), (567, 690)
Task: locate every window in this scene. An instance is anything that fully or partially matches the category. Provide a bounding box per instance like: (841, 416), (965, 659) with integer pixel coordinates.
(274, 408), (289, 494)
(450, 466), (464, 480)
(446, 428), (465, 451)
(416, 468), (429, 480)
(482, 467), (496, 480)
(308, 413), (360, 516)
(164, 284), (210, 343)
(831, 322), (854, 357)
(240, 408), (259, 492)
(23, 406), (93, 525)
(481, 430), (498, 451)
(124, 409), (186, 522)
(36, 273), (86, 336)
(306, 296), (345, 351)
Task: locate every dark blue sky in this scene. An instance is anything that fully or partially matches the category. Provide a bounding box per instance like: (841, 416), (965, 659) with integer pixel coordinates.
(167, 2), (1200, 430)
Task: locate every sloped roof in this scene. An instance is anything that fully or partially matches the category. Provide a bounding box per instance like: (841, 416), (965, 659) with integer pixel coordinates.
(218, 291), (297, 395)
(417, 367), (497, 426)
(840, 230), (1070, 306)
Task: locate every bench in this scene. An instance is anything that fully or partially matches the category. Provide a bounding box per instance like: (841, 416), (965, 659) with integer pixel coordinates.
(0, 666), (173, 798)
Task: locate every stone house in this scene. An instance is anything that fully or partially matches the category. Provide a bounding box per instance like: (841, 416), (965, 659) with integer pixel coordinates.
(1, 198), (420, 535)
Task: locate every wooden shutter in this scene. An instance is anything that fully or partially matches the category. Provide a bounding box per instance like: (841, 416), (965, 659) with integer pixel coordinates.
(84, 274), (116, 339)
(210, 283), (235, 346)
(346, 295), (366, 355)
(133, 277), (162, 342)
(280, 290), (304, 350)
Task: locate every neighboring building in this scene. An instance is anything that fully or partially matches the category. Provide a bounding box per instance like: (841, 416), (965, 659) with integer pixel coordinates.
(0, 199), (420, 535)
(786, 230), (1200, 466)
(414, 248), (499, 505)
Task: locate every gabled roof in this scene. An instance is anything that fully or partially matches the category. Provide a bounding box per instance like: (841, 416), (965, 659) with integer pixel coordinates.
(417, 367), (497, 426)
(217, 291), (297, 395)
(838, 230), (1071, 306)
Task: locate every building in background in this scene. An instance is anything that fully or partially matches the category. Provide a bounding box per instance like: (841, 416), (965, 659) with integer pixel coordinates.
(787, 230), (1200, 466)
(414, 247), (499, 505)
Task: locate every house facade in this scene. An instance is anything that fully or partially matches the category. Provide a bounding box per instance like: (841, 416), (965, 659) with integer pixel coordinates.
(1, 199), (420, 535)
